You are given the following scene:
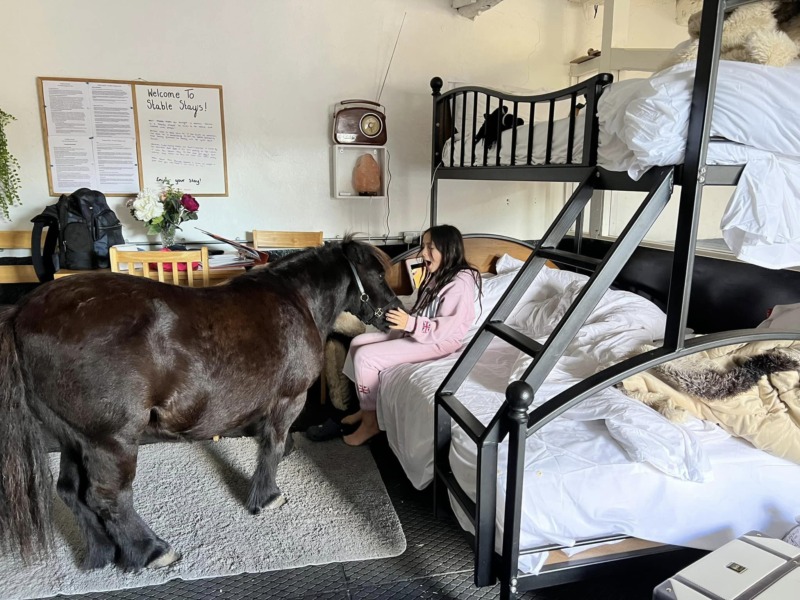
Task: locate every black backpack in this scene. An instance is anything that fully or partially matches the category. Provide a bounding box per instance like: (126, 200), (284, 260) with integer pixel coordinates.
(31, 188), (125, 282)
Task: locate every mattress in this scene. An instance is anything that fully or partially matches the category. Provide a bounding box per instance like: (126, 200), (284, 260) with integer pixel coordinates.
(376, 264), (800, 574)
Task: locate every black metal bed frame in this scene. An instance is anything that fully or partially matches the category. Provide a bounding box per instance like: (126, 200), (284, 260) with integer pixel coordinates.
(427, 1), (800, 598)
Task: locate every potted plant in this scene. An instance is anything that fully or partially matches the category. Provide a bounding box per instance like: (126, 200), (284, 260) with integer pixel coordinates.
(0, 109), (22, 220)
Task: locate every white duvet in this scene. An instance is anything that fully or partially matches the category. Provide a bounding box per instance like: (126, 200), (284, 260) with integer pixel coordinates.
(598, 60), (800, 269)
(377, 261), (800, 574)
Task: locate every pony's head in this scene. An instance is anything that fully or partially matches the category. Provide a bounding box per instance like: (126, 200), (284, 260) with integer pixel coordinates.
(341, 237), (401, 332)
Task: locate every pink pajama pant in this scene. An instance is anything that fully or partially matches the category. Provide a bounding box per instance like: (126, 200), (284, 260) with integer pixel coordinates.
(348, 331), (461, 410)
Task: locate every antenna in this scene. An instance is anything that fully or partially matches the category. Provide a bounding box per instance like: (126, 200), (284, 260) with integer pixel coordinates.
(377, 12), (406, 103)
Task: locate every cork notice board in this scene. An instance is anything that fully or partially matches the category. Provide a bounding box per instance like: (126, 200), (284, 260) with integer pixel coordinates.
(38, 77), (228, 197)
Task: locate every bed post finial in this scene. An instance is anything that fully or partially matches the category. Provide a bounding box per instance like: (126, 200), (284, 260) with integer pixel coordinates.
(430, 77), (443, 96)
(506, 380), (533, 415)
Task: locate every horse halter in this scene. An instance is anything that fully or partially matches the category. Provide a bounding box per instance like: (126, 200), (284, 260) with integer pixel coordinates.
(346, 259), (394, 326)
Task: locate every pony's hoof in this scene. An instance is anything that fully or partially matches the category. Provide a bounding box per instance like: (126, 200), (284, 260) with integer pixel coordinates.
(250, 493), (287, 514)
(147, 547), (181, 569)
(264, 493), (287, 510)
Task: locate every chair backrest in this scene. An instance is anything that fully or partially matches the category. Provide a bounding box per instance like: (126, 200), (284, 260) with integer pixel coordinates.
(0, 230), (41, 284)
(109, 247), (210, 287)
(252, 230), (323, 250)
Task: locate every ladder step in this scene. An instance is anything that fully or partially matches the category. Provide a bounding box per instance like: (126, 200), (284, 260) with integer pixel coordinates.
(439, 392), (485, 443)
(485, 322), (543, 356)
(536, 247), (602, 270)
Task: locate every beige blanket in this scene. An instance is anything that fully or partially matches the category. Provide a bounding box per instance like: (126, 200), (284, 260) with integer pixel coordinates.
(620, 340), (800, 464)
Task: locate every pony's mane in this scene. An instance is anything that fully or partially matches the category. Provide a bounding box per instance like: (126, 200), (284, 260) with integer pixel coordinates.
(229, 236), (390, 285)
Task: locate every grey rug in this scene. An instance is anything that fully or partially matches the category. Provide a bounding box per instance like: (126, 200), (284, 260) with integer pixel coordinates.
(0, 435), (406, 600)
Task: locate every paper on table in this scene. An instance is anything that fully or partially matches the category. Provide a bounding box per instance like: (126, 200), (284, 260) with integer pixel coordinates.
(208, 254), (254, 269)
(195, 228), (269, 265)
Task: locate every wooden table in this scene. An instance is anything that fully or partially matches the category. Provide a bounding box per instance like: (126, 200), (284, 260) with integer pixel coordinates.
(54, 266), (246, 286)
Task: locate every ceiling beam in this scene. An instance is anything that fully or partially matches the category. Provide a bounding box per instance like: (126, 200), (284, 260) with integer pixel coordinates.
(452, 0), (506, 19)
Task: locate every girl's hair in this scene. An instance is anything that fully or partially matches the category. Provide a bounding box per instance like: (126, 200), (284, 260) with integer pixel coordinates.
(411, 225), (482, 315)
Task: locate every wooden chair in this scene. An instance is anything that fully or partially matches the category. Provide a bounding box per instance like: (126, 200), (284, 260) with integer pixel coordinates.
(251, 230), (323, 250)
(0, 230), (40, 284)
(109, 247), (210, 287)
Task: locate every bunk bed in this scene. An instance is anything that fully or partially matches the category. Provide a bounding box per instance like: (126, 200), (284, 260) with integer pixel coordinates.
(386, 1), (800, 598)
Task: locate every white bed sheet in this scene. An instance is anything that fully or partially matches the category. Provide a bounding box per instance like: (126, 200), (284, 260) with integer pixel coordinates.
(376, 267), (800, 574)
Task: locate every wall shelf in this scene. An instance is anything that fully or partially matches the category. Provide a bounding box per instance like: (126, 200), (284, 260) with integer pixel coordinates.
(332, 145), (387, 200)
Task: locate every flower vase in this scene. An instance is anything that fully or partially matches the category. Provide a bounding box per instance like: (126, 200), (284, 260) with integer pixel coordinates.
(160, 227), (176, 249)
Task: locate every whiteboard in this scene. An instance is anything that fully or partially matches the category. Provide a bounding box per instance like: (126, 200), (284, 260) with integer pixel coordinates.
(133, 83), (227, 195)
(38, 77), (228, 197)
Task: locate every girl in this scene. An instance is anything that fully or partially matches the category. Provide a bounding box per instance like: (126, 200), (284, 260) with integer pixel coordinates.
(342, 224), (482, 446)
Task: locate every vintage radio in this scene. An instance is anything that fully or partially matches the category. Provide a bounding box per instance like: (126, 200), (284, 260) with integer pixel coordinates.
(332, 100), (387, 145)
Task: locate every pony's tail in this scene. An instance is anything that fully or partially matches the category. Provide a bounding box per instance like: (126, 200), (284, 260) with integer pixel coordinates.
(0, 307), (53, 561)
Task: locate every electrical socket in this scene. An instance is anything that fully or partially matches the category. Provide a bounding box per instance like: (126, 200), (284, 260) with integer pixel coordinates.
(401, 231), (418, 244)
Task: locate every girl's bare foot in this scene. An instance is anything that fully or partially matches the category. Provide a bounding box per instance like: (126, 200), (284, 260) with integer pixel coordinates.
(343, 410), (379, 446)
(341, 410), (363, 426)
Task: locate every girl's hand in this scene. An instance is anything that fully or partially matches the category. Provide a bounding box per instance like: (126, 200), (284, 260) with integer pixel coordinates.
(386, 308), (410, 330)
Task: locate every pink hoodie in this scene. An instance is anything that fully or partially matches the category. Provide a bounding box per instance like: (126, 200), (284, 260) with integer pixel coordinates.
(403, 270), (476, 346)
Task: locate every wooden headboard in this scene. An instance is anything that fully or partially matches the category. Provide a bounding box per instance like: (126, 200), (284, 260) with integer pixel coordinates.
(386, 234), (536, 295)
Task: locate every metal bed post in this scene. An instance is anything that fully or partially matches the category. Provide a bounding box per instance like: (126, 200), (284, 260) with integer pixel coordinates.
(430, 77), (443, 227)
(499, 381), (534, 600)
(663, 0), (729, 350)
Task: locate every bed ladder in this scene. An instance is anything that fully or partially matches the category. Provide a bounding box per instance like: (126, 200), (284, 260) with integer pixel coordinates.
(433, 164), (675, 588)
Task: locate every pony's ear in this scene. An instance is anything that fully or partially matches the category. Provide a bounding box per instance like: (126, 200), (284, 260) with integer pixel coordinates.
(342, 239), (390, 271)
(341, 238), (372, 266)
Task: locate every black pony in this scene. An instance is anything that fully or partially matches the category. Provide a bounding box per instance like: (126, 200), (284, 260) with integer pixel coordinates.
(0, 237), (399, 570)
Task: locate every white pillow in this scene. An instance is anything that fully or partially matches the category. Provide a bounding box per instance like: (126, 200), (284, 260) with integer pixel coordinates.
(475, 266), (592, 329)
(495, 253), (525, 274)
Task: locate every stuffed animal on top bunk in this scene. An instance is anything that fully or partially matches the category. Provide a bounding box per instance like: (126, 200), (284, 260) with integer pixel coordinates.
(474, 106), (524, 153)
(662, 0), (800, 70)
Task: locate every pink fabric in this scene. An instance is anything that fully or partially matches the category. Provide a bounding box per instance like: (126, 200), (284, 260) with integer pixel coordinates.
(349, 270), (477, 410)
(403, 271), (476, 344)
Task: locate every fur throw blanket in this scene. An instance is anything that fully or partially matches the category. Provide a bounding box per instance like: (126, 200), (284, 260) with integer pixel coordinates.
(663, 1), (800, 69)
(620, 340), (800, 464)
(324, 312), (365, 411)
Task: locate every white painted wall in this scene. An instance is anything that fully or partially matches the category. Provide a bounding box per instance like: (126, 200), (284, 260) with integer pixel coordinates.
(575, 0), (690, 51)
(1, 0), (586, 245)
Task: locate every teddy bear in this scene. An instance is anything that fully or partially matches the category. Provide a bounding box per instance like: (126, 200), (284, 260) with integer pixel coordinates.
(663, 0), (800, 70)
(474, 106), (525, 153)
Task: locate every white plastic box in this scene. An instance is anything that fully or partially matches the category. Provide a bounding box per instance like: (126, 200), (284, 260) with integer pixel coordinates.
(653, 532), (800, 599)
